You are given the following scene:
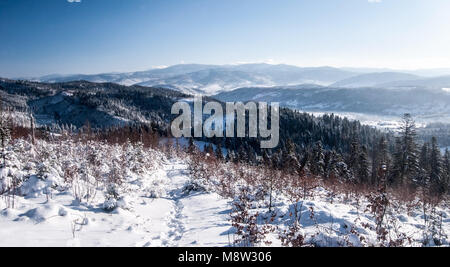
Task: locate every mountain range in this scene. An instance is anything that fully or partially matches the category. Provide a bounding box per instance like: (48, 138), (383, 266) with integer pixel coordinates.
(22, 63), (450, 95)
(6, 64), (450, 131)
(214, 84), (450, 122)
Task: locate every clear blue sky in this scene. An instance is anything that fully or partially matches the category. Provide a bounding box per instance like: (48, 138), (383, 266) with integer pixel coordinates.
(1, 0), (449, 77)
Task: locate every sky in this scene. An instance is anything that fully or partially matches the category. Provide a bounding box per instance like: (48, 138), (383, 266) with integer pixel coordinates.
(1, 0), (450, 77)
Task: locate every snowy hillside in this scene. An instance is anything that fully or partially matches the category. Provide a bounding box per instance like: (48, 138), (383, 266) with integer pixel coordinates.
(331, 72), (421, 88)
(214, 85), (450, 120)
(0, 138), (231, 247)
(27, 64), (450, 95)
(1, 136), (448, 247)
(0, 160), (231, 247)
(0, 79), (187, 129)
(32, 64), (358, 95)
(378, 75), (450, 90)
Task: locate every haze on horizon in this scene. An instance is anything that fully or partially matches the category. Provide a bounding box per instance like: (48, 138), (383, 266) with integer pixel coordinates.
(1, 0), (450, 77)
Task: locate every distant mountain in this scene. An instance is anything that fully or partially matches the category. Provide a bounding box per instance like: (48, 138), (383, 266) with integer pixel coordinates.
(34, 64), (220, 86)
(214, 85), (450, 118)
(341, 67), (397, 73)
(227, 64), (357, 84)
(406, 68), (450, 77)
(332, 72), (421, 88)
(378, 75), (450, 90)
(35, 64), (358, 95)
(143, 65), (358, 94)
(137, 68), (274, 95)
(341, 67), (450, 77)
(30, 64), (450, 95)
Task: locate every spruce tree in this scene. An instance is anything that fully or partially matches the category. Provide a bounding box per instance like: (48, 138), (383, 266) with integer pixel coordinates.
(418, 142), (431, 186)
(215, 142), (224, 160)
(357, 145), (370, 184)
(374, 136), (390, 186)
(237, 146), (248, 163)
(348, 139), (360, 171)
(262, 149), (271, 166)
(443, 149), (450, 193)
(310, 141), (325, 176)
(187, 137), (196, 154)
(0, 101), (11, 168)
(325, 150), (342, 180)
(281, 139), (301, 174)
(392, 114), (420, 186)
(430, 137), (444, 194)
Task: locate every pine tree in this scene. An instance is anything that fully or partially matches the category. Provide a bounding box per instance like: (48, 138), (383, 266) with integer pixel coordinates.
(392, 114), (420, 186)
(347, 138), (361, 182)
(391, 138), (403, 185)
(371, 142), (379, 185)
(443, 149), (450, 193)
(0, 100), (11, 168)
(237, 146), (248, 163)
(310, 141), (325, 176)
(348, 138), (360, 171)
(281, 139), (301, 174)
(324, 150), (333, 179)
(271, 148), (282, 170)
(247, 146), (257, 164)
(429, 137), (444, 194)
(418, 142), (431, 186)
(215, 142), (224, 160)
(324, 150), (339, 180)
(373, 137), (390, 186)
(187, 137), (196, 154)
(261, 149), (277, 212)
(30, 112), (36, 145)
(403, 114), (420, 182)
(357, 145), (370, 184)
(262, 149), (271, 166)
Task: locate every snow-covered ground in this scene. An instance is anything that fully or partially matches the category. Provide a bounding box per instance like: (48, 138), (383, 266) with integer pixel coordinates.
(0, 159), (231, 247)
(0, 138), (449, 247)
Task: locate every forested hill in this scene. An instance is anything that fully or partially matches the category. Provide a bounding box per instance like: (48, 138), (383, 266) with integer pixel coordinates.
(1, 78), (448, 194)
(0, 78), (188, 129)
(208, 107), (389, 156)
(0, 78), (387, 153)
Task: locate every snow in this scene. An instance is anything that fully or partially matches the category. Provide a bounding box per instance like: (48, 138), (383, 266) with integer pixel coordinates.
(179, 193), (231, 246)
(0, 158), (232, 247)
(0, 138), (449, 247)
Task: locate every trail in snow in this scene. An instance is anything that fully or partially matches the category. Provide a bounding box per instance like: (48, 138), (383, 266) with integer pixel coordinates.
(0, 159), (232, 247)
(159, 162), (188, 246)
(155, 160), (231, 247)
